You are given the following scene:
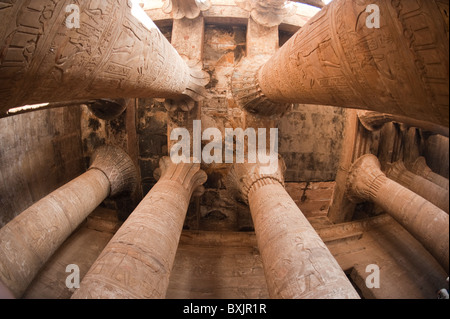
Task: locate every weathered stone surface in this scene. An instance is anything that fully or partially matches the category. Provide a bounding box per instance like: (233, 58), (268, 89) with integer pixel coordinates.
(346, 154), (449, 272)
(72, 158), (207, 299)
(237, 0), (449, 126)
(0, 0), (206, 113)
(0, 145), (136, 298)
(227, 161), (360, 299)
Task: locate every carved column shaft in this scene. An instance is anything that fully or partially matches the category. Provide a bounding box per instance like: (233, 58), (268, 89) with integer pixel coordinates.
(0, 1), (203, 114)
(227, 162), (360, 299)
(72, 158), (207, 299)
(237, 0), (449, 126)
(387, 161), (449, 213)
(0, 146), (137, 298)
(408, 157), (449, 191)
(347, 155), (449, 273)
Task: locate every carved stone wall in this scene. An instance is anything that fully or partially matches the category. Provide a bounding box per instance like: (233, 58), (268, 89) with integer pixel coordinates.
(0, 107), (84, 227)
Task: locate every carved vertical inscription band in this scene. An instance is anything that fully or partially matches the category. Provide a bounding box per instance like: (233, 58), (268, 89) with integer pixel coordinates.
(227, 162), (360, 299)
(236, 0), (449, 125)
(0, 0), (204, 113)
(72, 158), (207, 299)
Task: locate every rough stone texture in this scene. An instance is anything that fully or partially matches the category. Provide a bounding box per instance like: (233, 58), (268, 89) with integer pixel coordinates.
(136, 98), (169, 195)
(227, 162), (360, 299)
(346, 154), (449, 273)
(0, 0), (205, 113)
(279, 104), (346, 182)
(0, 107), (84, 228)
(72, 158), (207, 299)
(247, 0), (449, 126)
(386, 160), (449, 213)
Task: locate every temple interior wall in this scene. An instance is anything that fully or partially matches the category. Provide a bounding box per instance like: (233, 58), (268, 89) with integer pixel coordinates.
(0, 0), (448, 300)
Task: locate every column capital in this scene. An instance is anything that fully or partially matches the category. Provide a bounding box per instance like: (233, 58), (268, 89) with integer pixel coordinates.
(236, 0), (295, 27)
(89, 145), (138, 198)
(153, 157), (208, 197)
(165, 59), (210, 113)
(162, 0), (212, 20)
(226, 157), (286, 205)
(386, 160), (415, 187)
(407, 157), (433, 177)
(346, 154), (388, 203)
(87, 99), (127, 121)
(357, 110), (393, 132)
(232, 57), (291, 116)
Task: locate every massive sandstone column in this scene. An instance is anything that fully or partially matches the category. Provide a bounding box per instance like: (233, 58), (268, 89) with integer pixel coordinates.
(0, 145), (138, 298)
(346, 154), (449, 273)
(233, 0), (449, 127)
(386, 160), (449, 214)
(72, 158), (207, 299)
(0, 0), (206, 114)
(227, 160), (360, 299)
(408, 157), (449, 191)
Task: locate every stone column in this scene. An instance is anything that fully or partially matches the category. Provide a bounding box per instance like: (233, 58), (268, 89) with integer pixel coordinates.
(72, 158), (207, 299)
(357, 111), (449, 138)
(346, 154), (449, 273)
(386, 161), (449, 214)
(0, 145), (137, 298)
(233, 0), (449, 127)
(0, 0), (206, 114)
(408, 157), (449, 191)
(227, 160), (360, 299)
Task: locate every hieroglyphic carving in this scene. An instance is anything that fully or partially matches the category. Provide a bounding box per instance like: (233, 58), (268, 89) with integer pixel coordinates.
(244, 0), (448, 125)
(72, 158), (207, 299)
(232, 56), (291, 116)
(227, 160), (360, 299)
(0, 0), (205, 113)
